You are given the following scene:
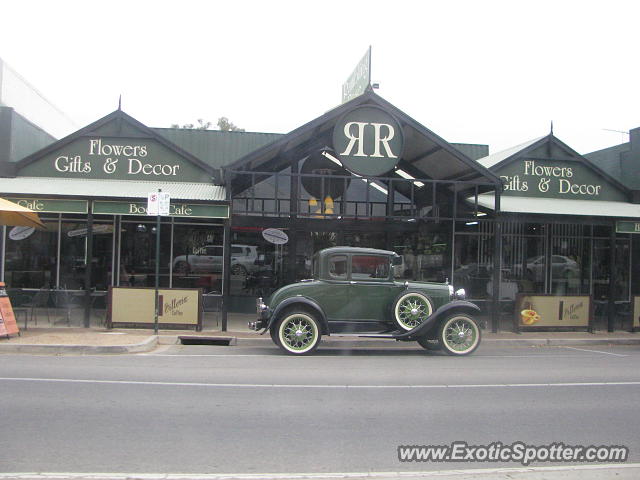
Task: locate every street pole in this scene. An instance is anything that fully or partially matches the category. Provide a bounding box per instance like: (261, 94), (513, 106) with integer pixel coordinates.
(154, 188), (161, 335)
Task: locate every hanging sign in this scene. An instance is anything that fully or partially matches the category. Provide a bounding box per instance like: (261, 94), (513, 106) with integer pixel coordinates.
(9, 226), (35, 241)
(0, 282), (20, 337)
(262, 228), (289, 245)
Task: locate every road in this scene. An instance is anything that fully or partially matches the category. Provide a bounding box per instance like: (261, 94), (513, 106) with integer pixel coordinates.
(1, 342), (639, 478)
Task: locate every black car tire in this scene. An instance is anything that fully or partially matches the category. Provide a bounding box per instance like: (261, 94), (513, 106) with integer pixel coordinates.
(174, 261), (190, 275)
(438, 313), (481, 356)
(392, 291), (433, 331)
(231, 264), (248, 278)
(417, 336), (441, 351)
(275, 310), (322, 355)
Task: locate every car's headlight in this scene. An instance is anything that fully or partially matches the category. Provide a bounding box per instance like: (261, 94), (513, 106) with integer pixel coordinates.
(455, 288), (466, 300)
(256, 297), (267, 314)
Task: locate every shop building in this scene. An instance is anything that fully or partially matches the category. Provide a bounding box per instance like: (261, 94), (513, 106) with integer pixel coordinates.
(1, 88), (639, 332)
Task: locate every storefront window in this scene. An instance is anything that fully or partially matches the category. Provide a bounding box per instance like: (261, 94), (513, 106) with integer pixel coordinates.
(229, 228), (283, 301)
(171, 223), (224, 292)
(392, 223), (453, 283)
(4, 218), (58, 288)
(550, 224), (591, 295)
(120, 218), (172, 288)
(502, 222), (546, 295)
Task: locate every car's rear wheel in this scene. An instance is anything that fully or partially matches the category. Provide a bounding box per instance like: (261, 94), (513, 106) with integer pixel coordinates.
(393, 291), (433, 331)
(174, 261), (190, 275)
(276, 311), (321, 355)
(438, 314), (481, 356)
(417, 336), (441, 351)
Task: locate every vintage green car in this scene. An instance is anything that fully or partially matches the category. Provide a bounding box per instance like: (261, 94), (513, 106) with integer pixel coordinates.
(249, 246), (482, 355)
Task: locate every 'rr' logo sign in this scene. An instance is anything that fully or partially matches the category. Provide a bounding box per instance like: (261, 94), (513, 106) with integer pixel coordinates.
(333, 106), (404, 176)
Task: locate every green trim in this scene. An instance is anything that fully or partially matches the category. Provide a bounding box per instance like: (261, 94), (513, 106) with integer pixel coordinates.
(616, 221), (640, 234)
(6, 197), (88, 214)
(92, 200), (229, 218)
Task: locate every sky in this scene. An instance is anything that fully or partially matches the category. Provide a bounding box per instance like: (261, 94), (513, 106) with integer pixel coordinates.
(1, 0), (638, 156)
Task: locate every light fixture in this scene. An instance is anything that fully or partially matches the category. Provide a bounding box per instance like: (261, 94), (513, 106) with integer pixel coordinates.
(136, 224), (147, 233)
(465, 221), (479, 226)
(395, 168), (425, 188)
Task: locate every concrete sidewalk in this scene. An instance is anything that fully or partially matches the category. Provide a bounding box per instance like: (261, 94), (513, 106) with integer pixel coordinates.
(1, 326), (639, 354)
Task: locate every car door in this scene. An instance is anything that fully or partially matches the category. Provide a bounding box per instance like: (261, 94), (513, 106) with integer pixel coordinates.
(347, 254), (399, 330)
(312, 254), (352, 324)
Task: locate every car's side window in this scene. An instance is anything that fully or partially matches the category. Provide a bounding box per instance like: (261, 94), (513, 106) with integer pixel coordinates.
(351, 255), (390, 280)
(328, 255), (348, 280)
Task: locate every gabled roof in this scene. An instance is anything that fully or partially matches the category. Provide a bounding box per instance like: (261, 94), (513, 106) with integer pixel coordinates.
(475, 133), (630, 196)
(477, 136), (545, 169)
(224, 90), (501, 194)
(16, 109), (217, 180)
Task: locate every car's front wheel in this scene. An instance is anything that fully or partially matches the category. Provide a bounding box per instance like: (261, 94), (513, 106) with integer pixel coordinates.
(393, 291), (433, 331)
(276, 311), (321, 355)
(438, 313), (481, 355)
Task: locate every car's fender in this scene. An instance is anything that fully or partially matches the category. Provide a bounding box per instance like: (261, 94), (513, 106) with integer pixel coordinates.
(393, 300), (481, 341)
(265, 296), (330, 335)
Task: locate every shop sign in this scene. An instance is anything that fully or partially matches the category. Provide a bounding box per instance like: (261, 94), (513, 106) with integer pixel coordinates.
(6, 197), (88, 214)
(332, 106), (404, 177)
(342, 46), (371, 104)
(18, 137), (210, 183)
(515, 294), (591, 329)
(67, 224), (113, 237)
(616, 221), (640, 234)
(0, 282), (19, 337)
(498, 159), (626, 202)
(8, 226), (35, 241)
(92, 200), (229, 218)
(109, 287), (201, 328)
(262, 228), (288, 245)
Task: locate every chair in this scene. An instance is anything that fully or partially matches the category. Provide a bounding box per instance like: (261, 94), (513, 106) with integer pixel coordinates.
(202, 292), (222, 328)
(9, 292), (32, 329)
(52, 288), (83, 326)
(19, 288), (51, 327)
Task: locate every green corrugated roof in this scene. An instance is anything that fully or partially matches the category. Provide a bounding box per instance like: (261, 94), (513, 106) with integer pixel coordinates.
(154, 128), (283, 169)
(583, 142), (629, 184)
(451, 143), (489, 161)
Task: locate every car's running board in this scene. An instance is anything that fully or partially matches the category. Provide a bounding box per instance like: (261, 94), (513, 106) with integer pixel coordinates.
(328, 333), (400, 339)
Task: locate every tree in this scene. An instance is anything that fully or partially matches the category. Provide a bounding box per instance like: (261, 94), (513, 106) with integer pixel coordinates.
(170, 119), (211, 130)
(170, 117), (244, 132)
(217, 117), (245, 132)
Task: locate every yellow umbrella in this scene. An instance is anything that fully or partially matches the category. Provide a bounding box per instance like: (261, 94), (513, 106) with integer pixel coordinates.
(0, 197), (45, 229)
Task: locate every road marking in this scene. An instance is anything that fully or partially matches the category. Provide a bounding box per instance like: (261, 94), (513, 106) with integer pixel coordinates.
(1, 377), (640, 389)
(1, 463), (640, 479)
(562, 346), (628, 357)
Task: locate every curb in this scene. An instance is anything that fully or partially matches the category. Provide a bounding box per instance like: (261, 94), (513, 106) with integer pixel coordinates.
(0, 335), (158, 355)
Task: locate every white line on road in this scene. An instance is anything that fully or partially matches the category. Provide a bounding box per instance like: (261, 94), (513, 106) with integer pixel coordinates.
(1, 463), (640, 480)
(562, 346), (628, 357)
(1, 377), (640, 389)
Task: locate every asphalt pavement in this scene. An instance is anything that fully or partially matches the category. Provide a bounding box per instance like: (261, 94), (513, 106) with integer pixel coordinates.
(0, 342), (639, 479)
